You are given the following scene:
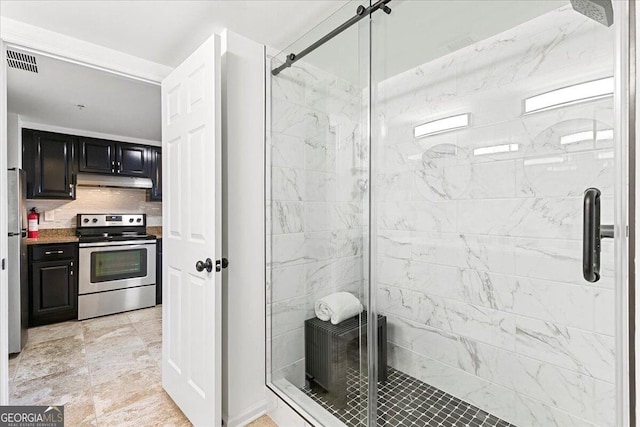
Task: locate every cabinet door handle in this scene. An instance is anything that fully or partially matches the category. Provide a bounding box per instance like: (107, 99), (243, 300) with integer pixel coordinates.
(45, 250), (64, 255)
(70, 270), (73, 276)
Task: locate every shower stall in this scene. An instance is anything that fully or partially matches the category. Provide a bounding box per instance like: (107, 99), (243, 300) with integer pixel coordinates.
(266, 0), (632, 426)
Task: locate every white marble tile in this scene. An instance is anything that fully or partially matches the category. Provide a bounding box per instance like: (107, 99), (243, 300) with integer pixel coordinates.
(512, 355), (596, 421)
(516, 149), (615, 198)
(515, 237), (615, 287)
(271, 97), (329, 140)
(378, 258), (515, 311)
(511, 277), (596, 331)
(593, 288), (615, 336)
(271, 328), (304, 372)
(515, 316), (615, 383)
(377, 230), (412, 260)
(271, 265), (306, 303)
(270, 233), (308, 267)
(271, 167), (305, 201)
(271, 297), (312, 337)
(412, 232), (517, 275)
(594, 380), (616, 427)
(271, 133), (305, 169)
(272, 201), (304, 235)
(304, 135), (336, 173)
(378, 285), (515, 349)
(514, 393), (598, 427)
(377, 172), (413, 202)
(457, 198), (583, 240)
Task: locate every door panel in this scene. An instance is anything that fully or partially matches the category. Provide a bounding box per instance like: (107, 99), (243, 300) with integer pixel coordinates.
(23, 130), (75, 199)
(117, 144), (149, 177)
(161, 33), (222, 426)
(78, 137), (116, 174)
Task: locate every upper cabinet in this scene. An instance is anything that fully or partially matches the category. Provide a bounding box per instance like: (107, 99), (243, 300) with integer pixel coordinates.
(22, 129), (76, 200)
(78, 138), (116, 174)
(79, 137), (149, 177)
(149, 147), (162, 201)
(118, 144), (149, 177)
(22, 128), (160, 200)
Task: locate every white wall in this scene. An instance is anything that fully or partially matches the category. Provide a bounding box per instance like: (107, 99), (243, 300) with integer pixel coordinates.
(220, 30), (267, 427)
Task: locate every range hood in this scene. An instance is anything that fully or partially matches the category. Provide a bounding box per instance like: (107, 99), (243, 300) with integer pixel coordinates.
(76, 173), (153, 189)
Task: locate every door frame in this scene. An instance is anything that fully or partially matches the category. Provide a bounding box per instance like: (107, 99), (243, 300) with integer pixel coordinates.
(617, 1), (636, 425)
(0, 23), (167, 406)
(1, 38), (10, 406)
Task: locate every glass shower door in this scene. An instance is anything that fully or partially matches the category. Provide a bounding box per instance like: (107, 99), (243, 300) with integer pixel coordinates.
(267, 2), (371, 425)
(371, 1), (622, 426)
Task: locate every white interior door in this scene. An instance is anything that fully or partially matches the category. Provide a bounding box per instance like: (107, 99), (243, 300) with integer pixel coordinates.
(161, 33), (222, 426)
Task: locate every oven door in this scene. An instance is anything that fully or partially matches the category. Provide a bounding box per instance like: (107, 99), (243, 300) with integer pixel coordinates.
(78, 240), (156, 294)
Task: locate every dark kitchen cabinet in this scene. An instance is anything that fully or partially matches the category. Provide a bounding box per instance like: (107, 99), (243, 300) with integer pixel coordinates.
(22, 129), (76, 200)
(118, 144), (149, 177)
(156, 238), (162, 304)
(149, 147), (162, 201)
(78, 137), (150, 177)
(29, 243), (78, 326)
(78, 138), (116, 174)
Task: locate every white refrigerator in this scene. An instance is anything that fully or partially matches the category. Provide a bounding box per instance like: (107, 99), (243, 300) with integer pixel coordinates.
(8, 168), (28, 353)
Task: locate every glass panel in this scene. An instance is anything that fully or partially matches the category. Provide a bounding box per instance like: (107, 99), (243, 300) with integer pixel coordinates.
(91, 249), (147, 282)
(372, 1), (617, 426)
(266, 1), (371, 425)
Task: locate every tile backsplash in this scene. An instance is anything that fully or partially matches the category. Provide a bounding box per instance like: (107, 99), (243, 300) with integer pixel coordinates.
(28, 186), (162, 229)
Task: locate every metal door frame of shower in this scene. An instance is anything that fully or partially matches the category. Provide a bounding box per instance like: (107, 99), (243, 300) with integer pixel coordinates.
(617, 1), (636, 426)
(264, 1), (638, 426)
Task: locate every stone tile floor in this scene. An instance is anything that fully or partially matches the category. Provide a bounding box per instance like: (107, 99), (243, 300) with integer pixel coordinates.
(8, 306), (190, 426)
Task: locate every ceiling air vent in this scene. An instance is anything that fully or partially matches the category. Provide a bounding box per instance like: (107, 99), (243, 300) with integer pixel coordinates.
(6, 50), (38, 73)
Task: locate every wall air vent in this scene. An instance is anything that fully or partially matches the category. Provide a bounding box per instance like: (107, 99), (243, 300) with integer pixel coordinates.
(6, 50), (38, 73)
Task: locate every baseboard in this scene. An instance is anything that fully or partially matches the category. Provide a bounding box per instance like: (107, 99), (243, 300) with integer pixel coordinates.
(223, 400), (268, 427)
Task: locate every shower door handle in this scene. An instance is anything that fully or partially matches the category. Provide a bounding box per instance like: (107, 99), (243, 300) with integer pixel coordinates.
(583, 188), (613, 282)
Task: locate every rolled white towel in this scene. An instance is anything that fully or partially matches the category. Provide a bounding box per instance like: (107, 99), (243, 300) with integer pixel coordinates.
(315, 292), (363, 325)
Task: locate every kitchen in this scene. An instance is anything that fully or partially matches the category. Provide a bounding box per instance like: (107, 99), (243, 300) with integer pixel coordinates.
(6, 48), (170, 424)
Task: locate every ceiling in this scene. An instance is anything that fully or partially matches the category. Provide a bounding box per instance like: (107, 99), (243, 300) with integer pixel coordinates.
(7, 49), (161, 141)
(0, 0), (350, 67)
(2, 0), (573, 141)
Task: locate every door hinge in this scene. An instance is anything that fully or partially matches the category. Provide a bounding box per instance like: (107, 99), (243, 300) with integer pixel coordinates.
(1, 258), (5, 270)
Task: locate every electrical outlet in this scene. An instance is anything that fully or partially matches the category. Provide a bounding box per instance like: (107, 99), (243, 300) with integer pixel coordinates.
(43, 210), (55, 221)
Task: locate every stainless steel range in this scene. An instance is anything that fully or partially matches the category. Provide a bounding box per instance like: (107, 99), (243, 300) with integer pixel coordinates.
(76, 214), (156, 320)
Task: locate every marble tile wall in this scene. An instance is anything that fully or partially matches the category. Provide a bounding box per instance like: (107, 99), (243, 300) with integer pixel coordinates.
(28, 187), (162, 229)
(375, 5), (616, 427)
(268, 60), (367, 386)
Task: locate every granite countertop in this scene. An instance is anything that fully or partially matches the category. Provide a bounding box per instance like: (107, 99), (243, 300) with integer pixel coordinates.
(26, 229), (78, 245)
(25, 227), (163, 245)
(147, 226), (162, 239)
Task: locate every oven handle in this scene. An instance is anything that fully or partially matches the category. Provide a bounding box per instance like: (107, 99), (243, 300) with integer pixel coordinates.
(79, 240), (157, 249)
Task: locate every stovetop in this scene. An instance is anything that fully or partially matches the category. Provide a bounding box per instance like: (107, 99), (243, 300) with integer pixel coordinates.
(78, 233), (156, 244)
(76, 213), (153, 243)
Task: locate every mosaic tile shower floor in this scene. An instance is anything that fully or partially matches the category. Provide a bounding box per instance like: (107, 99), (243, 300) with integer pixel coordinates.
(302, 366), (515, 427)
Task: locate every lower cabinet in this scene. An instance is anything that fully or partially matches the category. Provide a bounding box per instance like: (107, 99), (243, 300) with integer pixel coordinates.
(156, 238), (162, 304)
(29, 243), (78, 326)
